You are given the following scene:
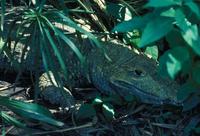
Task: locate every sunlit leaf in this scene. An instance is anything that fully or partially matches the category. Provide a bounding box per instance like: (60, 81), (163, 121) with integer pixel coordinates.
(145, 0), (181, 8)
(181, 25), (200, 56)
(113, 13), (154, 32)
(160, 8), (176, 17)
(175, 9), (189, 32)
(92, 96), (103, 105)
(102, 103), (115, 121)
(159, 46), (190, 79)
(145, 45), (158, 60)
(139, 17), (174, 47)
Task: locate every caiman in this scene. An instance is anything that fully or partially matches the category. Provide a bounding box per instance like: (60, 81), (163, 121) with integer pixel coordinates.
(1, 36), (181, 107)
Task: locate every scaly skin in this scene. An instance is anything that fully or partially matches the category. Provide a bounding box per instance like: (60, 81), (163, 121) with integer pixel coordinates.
(0, 37), (181, 106)
(1, 7), (181, 107)
(39, 38), (181, 106)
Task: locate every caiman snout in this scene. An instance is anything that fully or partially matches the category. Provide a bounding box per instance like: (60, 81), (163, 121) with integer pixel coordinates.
(109, 76), (182, 105)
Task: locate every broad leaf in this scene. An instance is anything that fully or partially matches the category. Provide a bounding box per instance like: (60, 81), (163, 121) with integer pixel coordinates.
(113, 13), (154, 32)
(184, 1), (200, 19)
(145, 45), (158, 60)
(166, 28), (188, 48)
(181, 25), (200, 56)
(139, 17), (174, 47)
(160, 8), (176, 17)
(175, 9), (188, 32)
(159, 46), (190, 79)
(145, 0), (181, 8)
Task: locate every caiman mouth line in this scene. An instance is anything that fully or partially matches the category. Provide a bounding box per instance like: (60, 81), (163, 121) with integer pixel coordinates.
(110, 79), (179, 105)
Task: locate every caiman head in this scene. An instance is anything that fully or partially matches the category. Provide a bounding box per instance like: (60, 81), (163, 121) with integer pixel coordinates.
(109, 54), (181, 105)
(90, 43), (181, 105)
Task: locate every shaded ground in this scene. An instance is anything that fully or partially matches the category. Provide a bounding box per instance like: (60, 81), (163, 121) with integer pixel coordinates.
(0, 72), (200, 136)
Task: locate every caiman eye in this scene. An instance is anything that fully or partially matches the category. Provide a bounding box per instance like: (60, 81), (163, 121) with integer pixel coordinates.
(133, 68), (145, 77)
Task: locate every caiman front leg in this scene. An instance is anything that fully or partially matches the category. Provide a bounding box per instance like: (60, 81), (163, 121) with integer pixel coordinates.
(39, 72), (75, 109)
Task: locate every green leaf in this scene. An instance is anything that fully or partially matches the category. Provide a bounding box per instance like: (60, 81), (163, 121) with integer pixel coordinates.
(139, 17), (174, 47)
(184, 1), (200, 19)
(113, 13), (154, 32)
(144, 45), (158, 60)
(175, 9), (188, 32)
(107, 3), (132, 21)
(159, 46), (190, 79)
(166, 28), (188, 48)
(145, 0), (181, 8)
(43, 24), (67, 76)
(177, 81), (198, 101)
(181, 25), (200, 56)
(92, 97), (103, 105)
(41, 15), (84, 63)
(183, 3), (200, 24)
(192, 62), (200, 84)
(183, 95), (200, 111)
(102, 103), (115, 121)
(47, 11), (100, 48)
(160, 8), (176, 17)
(174, 9), (200, 54)
(76, 104), (96, 120)
(0, 96), (64, 127)
(1, 111), (26, 129)
(123, 30), (141, 46)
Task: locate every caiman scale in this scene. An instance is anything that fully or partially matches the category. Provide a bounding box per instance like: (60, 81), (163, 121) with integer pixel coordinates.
(1, 37), (181, 107)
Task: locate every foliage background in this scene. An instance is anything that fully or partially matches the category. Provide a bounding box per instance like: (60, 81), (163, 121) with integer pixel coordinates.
(0, 0), (200, 135)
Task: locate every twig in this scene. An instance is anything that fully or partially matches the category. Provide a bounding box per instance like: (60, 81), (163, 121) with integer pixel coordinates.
(113, 104), (145, 123)
(5, 126), (15, 135)
(32, 122), (93, 135)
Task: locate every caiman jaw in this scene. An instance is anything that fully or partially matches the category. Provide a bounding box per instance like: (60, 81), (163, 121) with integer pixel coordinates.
(109, 77), (180, 105)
